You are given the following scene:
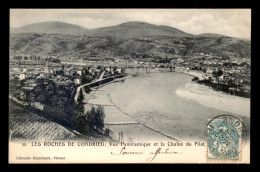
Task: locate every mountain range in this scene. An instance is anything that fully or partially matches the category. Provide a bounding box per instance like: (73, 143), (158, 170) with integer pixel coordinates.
(11, 21), (90, 35)
(10, 21), (251, 60)
(11, 21), (194, 37)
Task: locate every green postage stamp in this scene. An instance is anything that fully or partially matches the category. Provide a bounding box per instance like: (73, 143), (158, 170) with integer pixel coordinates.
(207, 115), (247, 161)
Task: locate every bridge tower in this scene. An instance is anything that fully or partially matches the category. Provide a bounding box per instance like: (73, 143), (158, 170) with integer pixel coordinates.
(146, 63), (151, 73)
(118, 132), (124, 144)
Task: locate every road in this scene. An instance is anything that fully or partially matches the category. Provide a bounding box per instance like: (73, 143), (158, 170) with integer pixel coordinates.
(74, 75), (131, 102)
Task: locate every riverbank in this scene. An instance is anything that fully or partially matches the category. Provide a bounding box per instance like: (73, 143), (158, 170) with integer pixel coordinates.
(174, 69), (250, 117)
(176, 82), (250, 117)
(174, 69), (203, 80)
(83, 88), (176, 142)
(75, 74), (130, 102)
(82, 70), (250, 142)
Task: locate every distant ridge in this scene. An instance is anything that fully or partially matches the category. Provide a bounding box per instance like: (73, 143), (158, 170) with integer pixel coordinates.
(10, 21), (250, 59)
(10, 21), (90, 35)
(196, 33), (230, 38)
(90, 21), (193, 38)
(10, 21), (193, 38)
(10, 21), (249, 40)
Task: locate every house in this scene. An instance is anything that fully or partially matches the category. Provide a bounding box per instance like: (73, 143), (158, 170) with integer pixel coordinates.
(19, 74), (26, 80)
(116, 68), (122, 74)
(26, 73), (32, 78)
(63, 67), (73, 76)
(39, 73), (46, 78)
(206, 68), (214, 74)
(218, 75), (224, 81)
(177, 58), (184, 63)
(105, 67), (111, 72)
(89, 67), (96, 74)
(74, 78), (81, 85)
(50, 69), (56, 74)
(76, 70), (82, 76)
(43, 67), (50, 73)
(211, 78), (217, 83)
(31, 102), (44, 110)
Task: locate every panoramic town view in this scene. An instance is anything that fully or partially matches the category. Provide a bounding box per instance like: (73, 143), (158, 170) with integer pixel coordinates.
(9, 9), (250, 144)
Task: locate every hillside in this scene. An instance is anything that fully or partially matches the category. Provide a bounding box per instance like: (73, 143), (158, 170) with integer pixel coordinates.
(89, 21), (192, 38)
(9, 21), (251, 60)
(10, 21), (90, 35)
(10, 21), (192, 38)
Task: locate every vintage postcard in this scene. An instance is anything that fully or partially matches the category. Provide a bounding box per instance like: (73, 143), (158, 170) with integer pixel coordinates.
(9, 9), (251, 163)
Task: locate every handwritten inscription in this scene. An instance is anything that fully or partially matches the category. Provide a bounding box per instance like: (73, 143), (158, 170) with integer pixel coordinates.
(148, 147), (181, 161)
(111, 147), (144, 155)
(111, 146), (182, 162)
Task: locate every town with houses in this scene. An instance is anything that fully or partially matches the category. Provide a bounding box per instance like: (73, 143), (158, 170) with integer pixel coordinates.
(174, 53), (251, 97)
(9, 51), (251, 109)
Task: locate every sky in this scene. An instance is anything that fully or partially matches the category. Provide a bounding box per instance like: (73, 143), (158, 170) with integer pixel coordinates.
(10, 9), (251, 39)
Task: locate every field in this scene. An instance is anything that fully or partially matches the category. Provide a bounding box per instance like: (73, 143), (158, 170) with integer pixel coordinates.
(9, 99), (113, 142)
(9, 101), (78, 142)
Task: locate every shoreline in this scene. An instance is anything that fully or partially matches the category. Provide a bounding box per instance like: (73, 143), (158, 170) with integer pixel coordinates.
(83, 70), (250, 142)
(84, 70), (251, 118)
(175, 82), (250, 117)
(174, 69), (250, 117)
(82, 75), (180, 142)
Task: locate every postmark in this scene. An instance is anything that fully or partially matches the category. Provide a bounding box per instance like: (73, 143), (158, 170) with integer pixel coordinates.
(206, 115), (247, 161)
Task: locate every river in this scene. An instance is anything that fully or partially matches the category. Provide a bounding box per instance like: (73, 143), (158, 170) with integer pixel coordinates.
(84, 68), (250, 142)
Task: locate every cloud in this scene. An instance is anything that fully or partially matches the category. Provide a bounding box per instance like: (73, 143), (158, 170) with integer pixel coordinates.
(170, 10), (251, 39)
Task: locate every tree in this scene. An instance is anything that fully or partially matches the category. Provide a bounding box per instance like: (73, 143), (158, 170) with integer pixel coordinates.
(81, 70), (91, 85)
(192, 77), (199, 82)
(86, 106), (105, 131)
(35, 78), (44, 86)
(77, 89), (85, 114)
(218, 69), (223, 77)
(104, 128), (110, 136)
(19, 80), (26, 87)
(76, 104), (106, 135)
(84, 85), (91, 94)
(76, 89), (89, 133)
(95, 105), (105, 131)
(45, 80), (56, 97)
(35, 93), (47, 104)
(77, 113), (89, 134)
(48, 94), (60, 106)
(212, 69), (223, 78)
(27, 91), (35, 102)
